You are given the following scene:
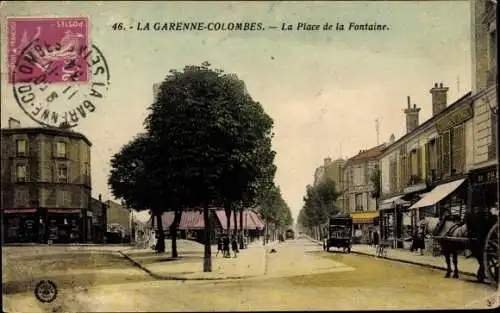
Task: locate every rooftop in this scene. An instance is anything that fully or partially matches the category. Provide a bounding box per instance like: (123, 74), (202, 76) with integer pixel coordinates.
(346, 144), (386, 164)
(1, 126), (92, 146)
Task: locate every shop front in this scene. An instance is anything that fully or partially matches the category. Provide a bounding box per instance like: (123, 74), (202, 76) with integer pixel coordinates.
(3, 208), (40, 243)
(44, 208), (82, 244)
(350, 211), (379, 244)
(468, 165), (498, 210)
(378, 195), (411, 248)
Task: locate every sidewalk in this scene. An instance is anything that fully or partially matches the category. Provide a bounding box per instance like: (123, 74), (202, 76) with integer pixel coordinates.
(304, 236), (478, 277)
(120, 239), (269, 281)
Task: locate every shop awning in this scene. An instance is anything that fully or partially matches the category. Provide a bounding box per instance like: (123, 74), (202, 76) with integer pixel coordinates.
(154, 210), (205, 230)
(47, 208), (81, 214)
(4, 208), (37, 214)
(350, 211), (379, 224)
(379, 195), (410, 210)
(215, 210), (264, 230)
(409, 178), (466, 210)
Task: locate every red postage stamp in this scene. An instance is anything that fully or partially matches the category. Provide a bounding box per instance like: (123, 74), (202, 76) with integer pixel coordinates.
(8, 17), (90, 84)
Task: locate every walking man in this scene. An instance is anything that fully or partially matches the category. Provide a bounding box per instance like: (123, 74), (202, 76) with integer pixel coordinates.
(231, 236), (239, 258)
(223, 235), (230, 258)
(216, 236), (223, 257)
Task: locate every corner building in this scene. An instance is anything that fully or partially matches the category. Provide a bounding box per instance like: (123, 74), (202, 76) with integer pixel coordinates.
(1, 123), (92, 243)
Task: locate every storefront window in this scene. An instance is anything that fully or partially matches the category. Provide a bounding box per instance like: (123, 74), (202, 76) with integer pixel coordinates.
(47, 215), (80, 243)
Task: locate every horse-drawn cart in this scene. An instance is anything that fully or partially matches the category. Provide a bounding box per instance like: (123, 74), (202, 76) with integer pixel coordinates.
(428, 215), (498, 284)
(323, 215), (353, 253)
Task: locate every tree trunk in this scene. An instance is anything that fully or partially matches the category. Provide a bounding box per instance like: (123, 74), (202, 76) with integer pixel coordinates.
(203, 203), (212, 272)
(224, 207), (232, 234)
(233, 209), (238, 236)
(155, 213), (165, 253)
(170, 209), (182, 258)
(239, 209), (244, 249)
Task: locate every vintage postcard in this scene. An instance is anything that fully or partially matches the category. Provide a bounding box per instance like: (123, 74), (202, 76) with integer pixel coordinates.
(1, 1), (498, 312)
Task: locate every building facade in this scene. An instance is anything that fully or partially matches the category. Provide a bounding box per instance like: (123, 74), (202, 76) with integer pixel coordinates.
(469, 0), (497, 208)
(379, 86), (475, 249)
(313, 157), (347, 212)
(89, 194), (108, 243)
(105, 200), (132, 240)
(343, 145), (384, 243)
(1, 122), (92, 243)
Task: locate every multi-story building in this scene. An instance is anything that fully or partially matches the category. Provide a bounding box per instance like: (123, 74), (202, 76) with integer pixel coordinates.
(1, 119), (92, 243)
(343, 144), (384, 243)
(313, 157), (346, 212)
(105, 200), (132, 240)
(468, 0), (497, 206)
(379, 86), (474, 248)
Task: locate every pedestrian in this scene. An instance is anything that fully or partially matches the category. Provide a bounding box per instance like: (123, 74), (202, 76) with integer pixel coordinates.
(223, 235), (230, 258)
(231, 236), (239, 258)
(216, 236), (223, 257)
(372, 230), (379, 249)
(417, 224), (426, 255)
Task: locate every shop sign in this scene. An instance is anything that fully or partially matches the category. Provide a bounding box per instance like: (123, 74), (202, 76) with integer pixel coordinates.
(436, 103), (473, 134)
(473, 168), (497, 184)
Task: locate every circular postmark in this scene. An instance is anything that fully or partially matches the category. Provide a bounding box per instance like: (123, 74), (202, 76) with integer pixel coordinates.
(12, 37), (110, 128)
(34, 279), (58, 303)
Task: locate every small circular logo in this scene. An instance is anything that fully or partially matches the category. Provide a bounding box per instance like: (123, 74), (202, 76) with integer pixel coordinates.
(34, 280), (58, 303)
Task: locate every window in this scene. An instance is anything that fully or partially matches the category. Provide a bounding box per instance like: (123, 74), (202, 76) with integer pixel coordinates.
(16, 139), (27, 156)
(355, 193), (363, 212)
(410, 149), (418, 177)
(57, 165), (68, 183)
(452, 125), (465, 174)
(389, 160), (397, 193)
(57, 190), (70, 207)
(15, 189), (29, 207)
(56, 141), (67, 158)
(16, 164), (26, 182)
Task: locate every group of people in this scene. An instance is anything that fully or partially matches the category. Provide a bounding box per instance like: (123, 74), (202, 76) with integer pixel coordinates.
(216, 234), (239, 258)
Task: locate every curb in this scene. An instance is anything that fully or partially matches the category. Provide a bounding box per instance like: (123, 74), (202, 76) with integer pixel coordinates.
(349, 250), (476, 278)
(118, 251), (259, 282)
(303, 237), (477, 278)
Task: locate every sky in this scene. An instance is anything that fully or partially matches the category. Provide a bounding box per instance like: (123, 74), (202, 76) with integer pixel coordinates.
(1, 1), (472, 223)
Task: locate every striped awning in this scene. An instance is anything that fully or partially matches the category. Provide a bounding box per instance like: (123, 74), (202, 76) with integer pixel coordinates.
(215, 210), (264, 230)
(153, 210), (205, 230)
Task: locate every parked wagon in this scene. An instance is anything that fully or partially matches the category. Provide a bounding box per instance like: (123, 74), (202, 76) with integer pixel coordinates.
(323, 215), (353, 253)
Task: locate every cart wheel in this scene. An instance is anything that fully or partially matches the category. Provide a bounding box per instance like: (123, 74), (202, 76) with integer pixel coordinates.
(483, 222), (499, 285)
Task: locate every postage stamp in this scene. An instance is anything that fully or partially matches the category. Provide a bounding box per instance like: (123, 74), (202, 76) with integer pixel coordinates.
(8, 17), (110, 128)
(8, 17), (90, 84)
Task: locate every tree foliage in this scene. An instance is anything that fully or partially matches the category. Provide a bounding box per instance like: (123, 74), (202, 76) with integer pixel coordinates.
(143, 62), (279, 272)
(297, 179), (340, 231)
(370, 166), (381, 199)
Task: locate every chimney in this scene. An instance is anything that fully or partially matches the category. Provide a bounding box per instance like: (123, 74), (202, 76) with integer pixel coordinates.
(430, 82), (449, 116)
(324, 157), (332, 166)
(8, 117), (21, 128)
(404, 96), (421, 134)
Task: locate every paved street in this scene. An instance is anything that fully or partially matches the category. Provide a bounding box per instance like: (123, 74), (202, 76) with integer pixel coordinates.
(3, 239), (498, 312)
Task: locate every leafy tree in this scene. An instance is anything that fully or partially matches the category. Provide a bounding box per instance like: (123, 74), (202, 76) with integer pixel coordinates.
(370, 166), (381, 199)
(145, 62), (275, 272)
(298, 179), (340, 238)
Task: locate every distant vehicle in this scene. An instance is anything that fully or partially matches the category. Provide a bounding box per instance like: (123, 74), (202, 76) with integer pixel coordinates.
(324, 215), (352, 253)
(285, 229), (295, 240)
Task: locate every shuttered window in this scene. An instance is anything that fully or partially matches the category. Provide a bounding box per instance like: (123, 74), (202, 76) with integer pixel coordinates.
(436, 136), (442, 177)
(442, 131), (451, 175)
(417, 147), (422, 179)
(452, 125), (465, 174)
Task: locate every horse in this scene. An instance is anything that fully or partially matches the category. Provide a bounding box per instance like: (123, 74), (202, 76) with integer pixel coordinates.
(420, 209), (493, 282)
(419, 215), (469, 279)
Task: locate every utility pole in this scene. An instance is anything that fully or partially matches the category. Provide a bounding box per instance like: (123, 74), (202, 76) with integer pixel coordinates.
(375, 118), (380, 146)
